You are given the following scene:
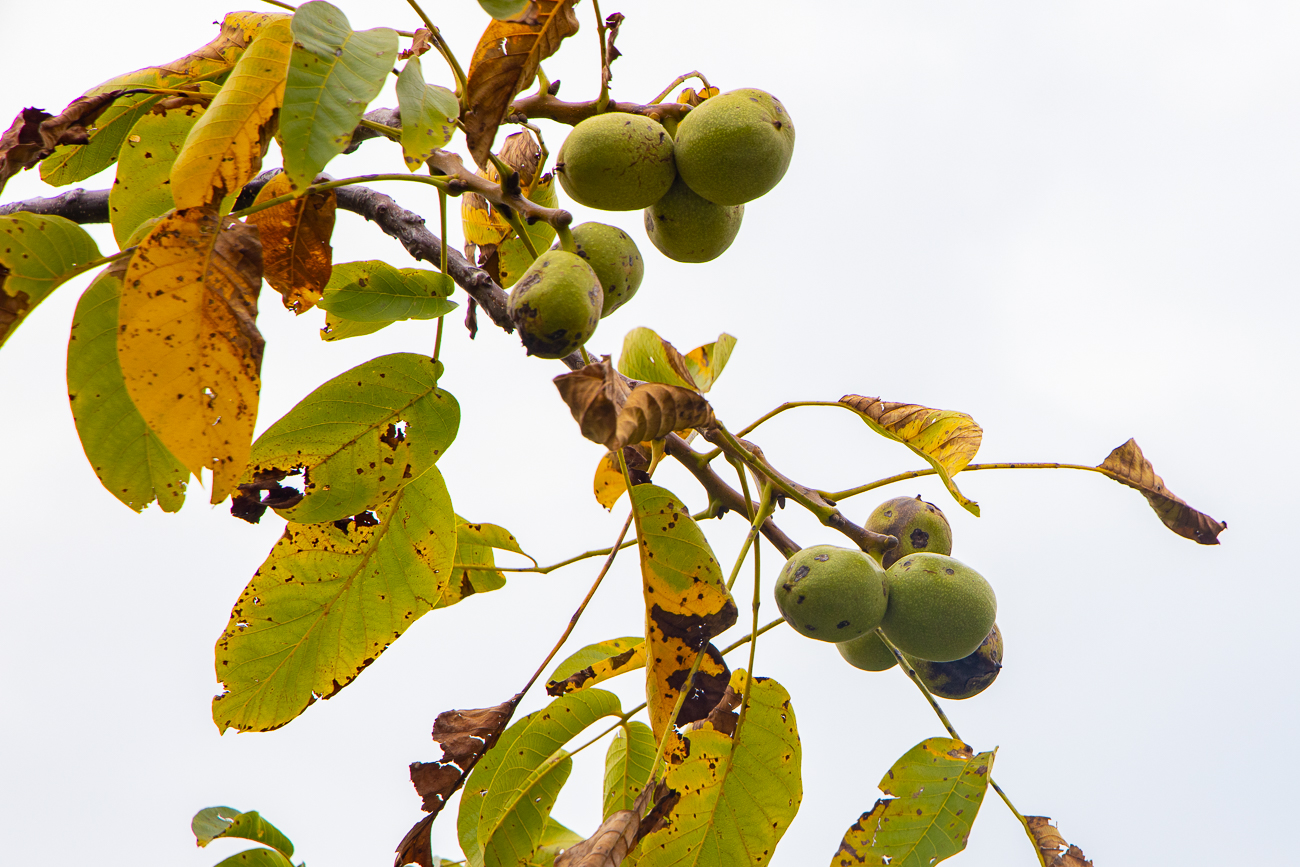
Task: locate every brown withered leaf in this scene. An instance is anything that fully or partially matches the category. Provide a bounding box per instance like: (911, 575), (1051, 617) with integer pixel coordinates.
(1026, 816), (1094, 867)
(613, 384), (713, 452)
(0, 92), (123, 194)
(400, 28), (434, 61)
(554, 809), (639, 867)
(396, 692), (523, 867)
(600, 13), (625, 92)
(463, 0), (581, 167)
(555, 363), (619, 448)
(245, 172), (336, 314)
(1097, 438), (1225, 545)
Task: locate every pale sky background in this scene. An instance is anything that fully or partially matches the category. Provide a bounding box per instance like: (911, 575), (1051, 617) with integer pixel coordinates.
(2, 2), (1297, 866)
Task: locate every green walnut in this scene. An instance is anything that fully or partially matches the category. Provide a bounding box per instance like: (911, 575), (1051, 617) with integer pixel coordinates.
(837, 630), (898, 672)
(904, 624), (1003, 700)
(673, 88), (795, 205)
(559, 222), (645, 317)
(507, 250), (603, 359)
(643, 176), (744, 263)
(556, 113), (677, 211)
(774, 544), (888, 642)
(867, 495), (953, 568)
(881, 553), (996, 662)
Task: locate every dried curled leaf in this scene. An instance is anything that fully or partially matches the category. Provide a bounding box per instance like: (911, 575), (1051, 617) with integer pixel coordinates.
(554, 809), (639, 867)
(615, 384), (713, 453)
(1025, 817), (1094, 867)
(463, 0), (580, 167)
(1097, 438), (1225, 544)
(839, 395), (982, 516)
(0, 91), (123, 195)
(555, 362), (619, 447)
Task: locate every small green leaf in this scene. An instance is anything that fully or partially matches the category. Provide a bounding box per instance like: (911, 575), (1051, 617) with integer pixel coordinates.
(281, 1), (399, 189)
(603, 721), (655, 819)
(213, 849), (295, 867)
(67, 265), (188, 513)
(618, 327), (696, 389)
(449, 517), (534, 600)
(0, 213), (101, 349)
(478, 0), (534, 20)
(830, 737), (995, 867)
(683, 333), (737, 393)
(546, 637), (646, 696)
(459, 690), (623, 867)
(192, 806), (295, 858)
(316, 261), (458, 322)
(212, 466), (458, 733)
(243, 352), (458, 524)
(320, 312), (390, 341)
(396, 57), (459, 169)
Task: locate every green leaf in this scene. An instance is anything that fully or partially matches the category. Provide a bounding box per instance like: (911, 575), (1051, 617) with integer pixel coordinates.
(192, 806), (294, 858)
(212, 466), (457, 733)
(67, 265), (188, 512)
(830, 737), (995, 867)
(0, 213), (101, 349)
(281, 1), (399, 190)
(603, 721), (655, 819)
(316, 261), (458, 323)
(320, 312), (390, 341)
(531, 819), (585, 867)
(449, 517), (534, 600)
(478, 0), (534, 20)
(243, 352), (458, 524)
(459, 690), (623, 867)
(396, 57), (459, 169)
(633, 673), (802, 867)
(108, 90), (216, 246)
(213, 849), (295, 867)
(546, 637), (646, 696)
(683, 333), (737, 393)
(618, 327), (697, 389)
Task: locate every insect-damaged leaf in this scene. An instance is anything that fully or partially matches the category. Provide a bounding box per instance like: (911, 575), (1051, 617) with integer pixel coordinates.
(170, 18), (293, 210)
(68, 263), (188, 513)
(316, 260), (457, 323)
(118, 207), (263, 504)
(631, 672), (802, 867)
(547, 637), (646, 696)
(40, 12), (289, 187)
(396, 57), (459, 169)
(603, 721), (656, 819)
(213, 466), (457, 733)
(463, 0), (581, 167)
(830, 737), (995, 867)
(1024, 816), (1094, 867)
(0, 213), (101, 349)
(192, 806), (295, 858)
(239, 353), (458, 525)
(449, 516), (535, 602)
(459, 690), (623, 867)
(630, 483), (737, 739)
(280, 1), (398, 190)
(838, 395), (983, 516)
(1096, 438), (1226, 544)
(244, 171), (336, 313)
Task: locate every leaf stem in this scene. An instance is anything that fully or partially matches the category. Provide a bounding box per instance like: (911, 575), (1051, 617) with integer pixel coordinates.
(65, 248), (134, 281)
(719, 617), (785, 656)
(642, 646), (707, 791)
(404, 0), (468, 97)
(724, 483), (775, 592)
(566, 701), (650, 759)
(822, 461), (1107, 503)
(649, 71), (713, 106)
(433, 190), (448, 364)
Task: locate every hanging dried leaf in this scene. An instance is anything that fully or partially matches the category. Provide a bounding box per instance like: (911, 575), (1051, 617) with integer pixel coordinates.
(555, 361), (620, 447)
(117, 207), (264, 504)
(1025, 817), (1094, 867)
(554, 809), (639, 867)
(463, 0), (581, 167)
(599, 13), (625, 94)
(0, 91), (124, 195)
(613, 384), (713, 452)
(839, 395), (982, 516)
(1096, 438), (1225, 544)
(245, 172), (335, 313)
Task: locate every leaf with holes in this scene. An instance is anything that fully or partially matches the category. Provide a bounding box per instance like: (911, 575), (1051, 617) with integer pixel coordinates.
(830, 737), (995, 867)
(1025, 816), (1094, 867)
(192, 806), (294, 858)
(603, 721), (655, 819)
(280, 1), (398, 190)
(0, 213), (101, 349)
(244, 171), (336, 314)
(396, 56), (459, 169)
(631, 672), (802, 867)
(463, 0), (580, 167)
(838, 395), (983, 516)
(240, 353), (458, 525)
(1096, 438), (1226, 544)
(447, 517), (534, 603)
(170, 18), (293, 209)
(546, 637), (646, 696)
(315, 260), (457, 323)
(117, 207), (263, 504)
(41, 12), (288, 186)
(630, 483), (737, 739)
(212, 466), (457, 733)
(459, 690), (623, 867)
(67, 263), (188, 513)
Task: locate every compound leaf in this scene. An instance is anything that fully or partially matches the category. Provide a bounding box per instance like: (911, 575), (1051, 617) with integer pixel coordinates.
(213, 466), (457, 733)
(0, 213), (101, 349)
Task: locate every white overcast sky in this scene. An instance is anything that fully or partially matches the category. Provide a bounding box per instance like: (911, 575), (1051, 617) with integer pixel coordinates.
(2, 2), (1297, 866)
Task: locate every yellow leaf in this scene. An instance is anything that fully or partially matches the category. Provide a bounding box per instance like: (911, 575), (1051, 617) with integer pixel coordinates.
(245, 172), (336, 314)
(118, 208), (264, 503)
(171, 18), (292, 209)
